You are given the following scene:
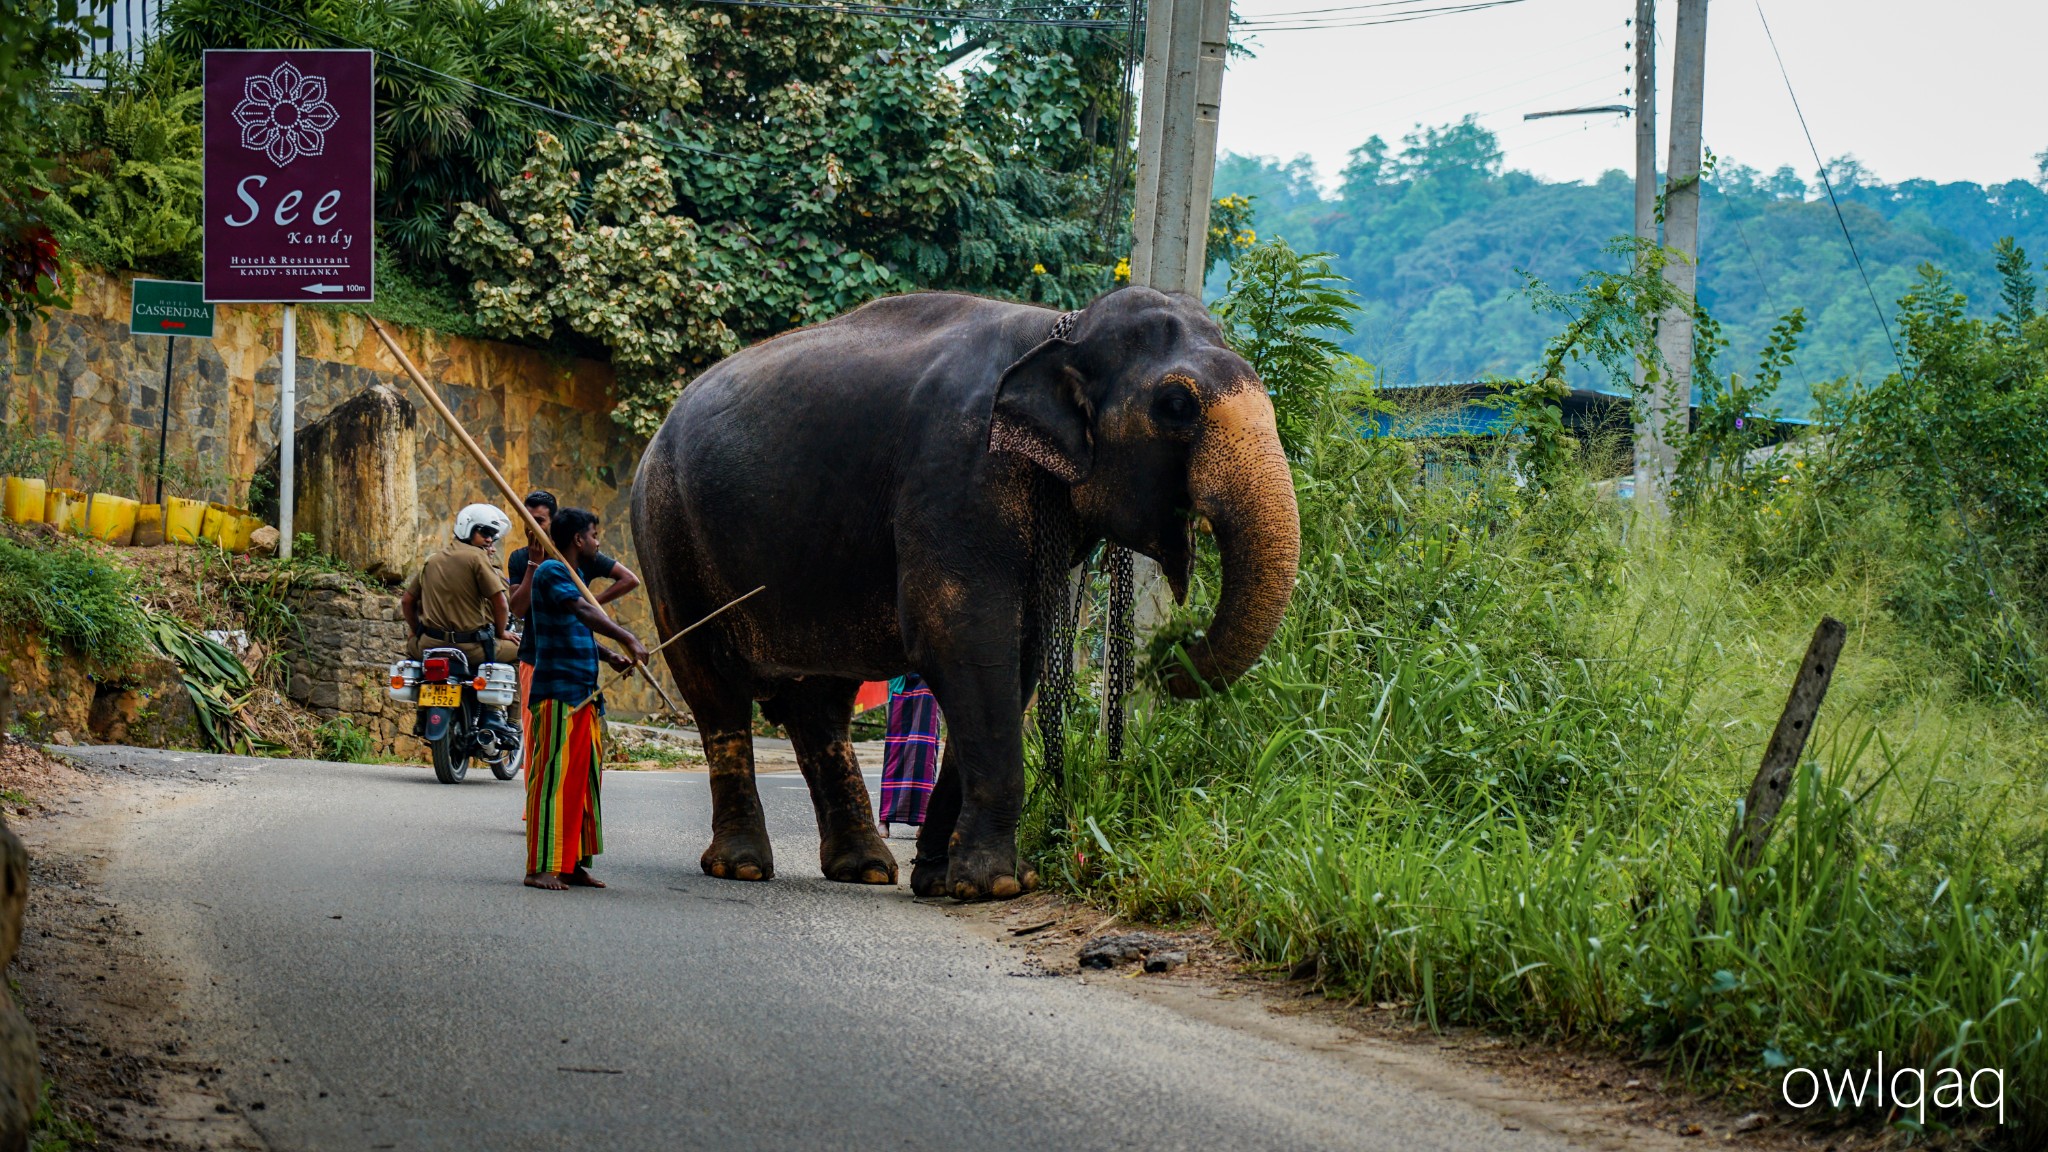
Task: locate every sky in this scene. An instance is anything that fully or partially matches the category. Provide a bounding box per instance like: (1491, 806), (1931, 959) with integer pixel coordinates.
(1216, 0), (2048, 191)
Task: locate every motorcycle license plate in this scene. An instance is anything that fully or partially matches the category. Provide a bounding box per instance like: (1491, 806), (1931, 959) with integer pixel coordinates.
(419, 683), (462, 708)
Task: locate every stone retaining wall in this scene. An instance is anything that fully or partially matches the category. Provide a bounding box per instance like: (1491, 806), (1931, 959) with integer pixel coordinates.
(284, 573), (414, 755)
(1, 268), (673, 718)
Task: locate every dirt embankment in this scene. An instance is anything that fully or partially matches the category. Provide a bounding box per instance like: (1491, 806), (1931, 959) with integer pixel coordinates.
(0, 738), (264, 1151)
(0, 522), (352, 760)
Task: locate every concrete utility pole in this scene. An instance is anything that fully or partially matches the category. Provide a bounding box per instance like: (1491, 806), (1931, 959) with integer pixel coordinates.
(1128, 0), (1230, 630)
(1629, 0), (1660, 507)
(1131, 0), (1229, 295)
(1641, 0), (1707, 515)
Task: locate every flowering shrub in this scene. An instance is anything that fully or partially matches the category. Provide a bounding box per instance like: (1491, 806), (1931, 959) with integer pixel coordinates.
(452, 130), (739, 431)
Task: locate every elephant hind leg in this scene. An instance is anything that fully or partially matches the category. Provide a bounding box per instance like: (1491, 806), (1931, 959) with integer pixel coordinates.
(670, 654), (773, 882)
(763, 678), (896, 885)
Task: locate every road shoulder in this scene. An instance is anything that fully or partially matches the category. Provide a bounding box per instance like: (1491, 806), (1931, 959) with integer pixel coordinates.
(950, 891), (1866, 1152)
(5, 741), (266, 1151)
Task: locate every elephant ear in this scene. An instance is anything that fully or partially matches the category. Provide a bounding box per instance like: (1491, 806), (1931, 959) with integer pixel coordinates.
(988, 339), (1093, 483)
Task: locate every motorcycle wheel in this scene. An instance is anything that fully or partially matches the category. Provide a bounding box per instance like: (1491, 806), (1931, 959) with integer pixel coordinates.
(431, 735), (469, 784)
(490, 734), (523, 781)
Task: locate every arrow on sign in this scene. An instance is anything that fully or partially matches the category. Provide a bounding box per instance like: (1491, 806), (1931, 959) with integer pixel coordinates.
(302, 284), (350, 295)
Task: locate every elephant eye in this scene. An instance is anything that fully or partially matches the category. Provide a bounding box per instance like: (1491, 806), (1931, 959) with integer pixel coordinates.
(1152, 387), (1199, 425)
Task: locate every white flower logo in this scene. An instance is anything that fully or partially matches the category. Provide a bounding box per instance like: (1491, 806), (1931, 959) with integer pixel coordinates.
(233, 62), (340, 168)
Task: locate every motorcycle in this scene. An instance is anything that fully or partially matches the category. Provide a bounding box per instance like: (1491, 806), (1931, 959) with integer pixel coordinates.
(389, 648), (522, 784)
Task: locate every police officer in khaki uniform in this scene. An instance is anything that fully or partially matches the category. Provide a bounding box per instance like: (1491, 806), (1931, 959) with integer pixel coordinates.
(402, 503), (522, 745)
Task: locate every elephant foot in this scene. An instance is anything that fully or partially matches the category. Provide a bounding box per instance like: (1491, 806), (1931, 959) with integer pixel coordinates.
(701, 831), (775, 882)
(910, 852), (951, 897)
(947, 843), (1039, 902)
(820, 825), (897, 885)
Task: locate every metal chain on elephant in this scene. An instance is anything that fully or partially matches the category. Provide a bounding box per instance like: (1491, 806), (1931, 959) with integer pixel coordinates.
(1032, 466), (1079, 791)
(1031, 309), (1086, 790)
(1103, 545), (1134, 760)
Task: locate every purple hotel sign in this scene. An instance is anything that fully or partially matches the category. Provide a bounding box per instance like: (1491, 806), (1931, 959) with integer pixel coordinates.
(204, 50), (375, 303)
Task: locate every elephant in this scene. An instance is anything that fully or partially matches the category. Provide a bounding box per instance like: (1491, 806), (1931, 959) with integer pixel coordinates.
(630, 285), (1300, 900)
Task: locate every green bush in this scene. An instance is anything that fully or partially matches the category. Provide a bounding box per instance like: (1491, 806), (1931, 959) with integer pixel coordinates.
(37, 53), (203, 280)
(0, 534), (149, 673)
(314, 716), (375, 764)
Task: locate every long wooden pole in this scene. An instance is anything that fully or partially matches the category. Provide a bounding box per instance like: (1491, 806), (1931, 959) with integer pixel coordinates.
(366, 317), (685, 719)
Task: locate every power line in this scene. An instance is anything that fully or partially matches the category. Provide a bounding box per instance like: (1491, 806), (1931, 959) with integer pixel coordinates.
(1362, 34), (1623, 121)
(1233, 0), (1534, 32)
(1752, 1), (1902, 375)
(681, 0), (1130, 29)
(1245, 0), (1485, 18)
(1332, 21), (1620, 117)
(1754, 0), (2042, 699)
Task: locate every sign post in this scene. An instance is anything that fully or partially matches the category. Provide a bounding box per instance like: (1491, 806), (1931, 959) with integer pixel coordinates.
(203, 48), (375, 559)
(129, 280), (216, 505)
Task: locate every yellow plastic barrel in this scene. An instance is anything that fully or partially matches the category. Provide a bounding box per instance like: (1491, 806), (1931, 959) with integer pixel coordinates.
(234, 512), (265, 554)
(132, 503), (165, 547)
(212, 505), (256, 553)
(45, 487), (88, 535)
(200, 502), (228, 548)
(165, 495), (207, 544)
(2, 477), (44, 523)
(87, 494), (140, 544)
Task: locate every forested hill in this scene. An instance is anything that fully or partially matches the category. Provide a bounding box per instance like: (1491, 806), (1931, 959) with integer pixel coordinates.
(1209, 119), (2048, 413)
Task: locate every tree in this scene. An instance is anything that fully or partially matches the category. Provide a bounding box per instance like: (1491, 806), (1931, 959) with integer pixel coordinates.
(163, 0), (620, 270)
(1, 0), (102, 331)
(446, 0), (1135, 430)
(1209, 120), (2048, 410)
(1213, 237), (1361, 458)
(38, 56), (204, 280)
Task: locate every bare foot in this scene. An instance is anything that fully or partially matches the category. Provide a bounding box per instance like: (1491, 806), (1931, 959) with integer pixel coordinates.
(524, 872), (569, 891)
(567, 868), (607, 889)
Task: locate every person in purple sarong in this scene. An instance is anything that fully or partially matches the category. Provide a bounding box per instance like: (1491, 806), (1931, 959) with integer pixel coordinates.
(878, 673), (941, 840)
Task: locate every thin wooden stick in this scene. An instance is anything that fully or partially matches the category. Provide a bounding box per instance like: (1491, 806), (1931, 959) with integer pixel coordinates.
(575, 586), (763, 710)
(367, 317), (685, 717)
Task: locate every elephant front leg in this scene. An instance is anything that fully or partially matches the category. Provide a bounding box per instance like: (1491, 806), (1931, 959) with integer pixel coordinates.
(700, 728), (775, 882)
(921, 668), (1039, 902)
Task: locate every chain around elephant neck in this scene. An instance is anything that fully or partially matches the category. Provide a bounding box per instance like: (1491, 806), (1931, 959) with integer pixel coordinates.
(1032, 467), (1078, 791)
(1038, 306), (1133, 767)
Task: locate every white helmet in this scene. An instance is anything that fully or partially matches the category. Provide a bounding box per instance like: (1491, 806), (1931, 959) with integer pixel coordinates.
(454, 503), (511, 544)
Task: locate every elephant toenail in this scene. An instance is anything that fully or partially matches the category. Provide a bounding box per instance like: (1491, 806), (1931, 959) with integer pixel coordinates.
(991, 875), (1021, 899)
(736, 863), (763, 881)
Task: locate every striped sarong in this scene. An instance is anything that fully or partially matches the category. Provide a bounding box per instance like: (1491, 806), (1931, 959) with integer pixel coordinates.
(525, 697), (604, 876)
(880, 673), (940, 825)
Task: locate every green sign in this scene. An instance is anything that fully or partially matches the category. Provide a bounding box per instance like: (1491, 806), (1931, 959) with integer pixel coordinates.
(130, 279), (215, 338)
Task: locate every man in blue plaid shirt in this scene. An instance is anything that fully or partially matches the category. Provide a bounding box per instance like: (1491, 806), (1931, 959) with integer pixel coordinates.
(523, 507), (649, 891)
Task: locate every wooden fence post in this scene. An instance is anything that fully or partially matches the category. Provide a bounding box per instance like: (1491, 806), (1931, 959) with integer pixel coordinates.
(1701, 616), (1847, 927)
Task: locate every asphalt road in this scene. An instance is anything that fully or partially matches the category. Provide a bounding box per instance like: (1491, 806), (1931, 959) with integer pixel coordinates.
(60, 746), (1614, 1152)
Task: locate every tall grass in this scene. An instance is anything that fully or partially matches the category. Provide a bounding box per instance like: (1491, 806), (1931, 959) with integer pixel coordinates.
(0, 534), (150, 674)
(1029, 388), (2048, 1141)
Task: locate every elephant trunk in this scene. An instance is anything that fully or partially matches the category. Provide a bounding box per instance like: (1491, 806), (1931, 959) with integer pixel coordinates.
(1164, 385), (1301, 699)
